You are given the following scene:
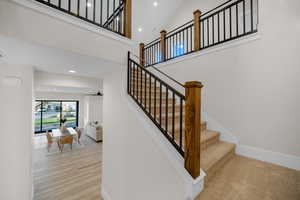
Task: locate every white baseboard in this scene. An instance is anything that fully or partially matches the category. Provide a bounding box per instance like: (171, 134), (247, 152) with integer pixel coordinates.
(101, 187), (112, 200)
(237, 145), (300, 171)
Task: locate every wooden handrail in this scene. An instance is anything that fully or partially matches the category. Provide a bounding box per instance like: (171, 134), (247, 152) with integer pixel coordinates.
(124, 0), (132, 39)
(184, 81), (203, 178)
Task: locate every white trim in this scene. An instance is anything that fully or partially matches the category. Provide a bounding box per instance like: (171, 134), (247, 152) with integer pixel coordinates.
(185, 169), (206, 200)
(202, 112), (300, 171)
(101, 187), (112, 200)
(237, 145), (300, 171)
(10, 0), (136, 46)
(202, 112), (238, 145)
(153, 32), (261, 69)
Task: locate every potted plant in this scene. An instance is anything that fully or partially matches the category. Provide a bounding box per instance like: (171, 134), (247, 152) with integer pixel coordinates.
(60, 117), (67, 132)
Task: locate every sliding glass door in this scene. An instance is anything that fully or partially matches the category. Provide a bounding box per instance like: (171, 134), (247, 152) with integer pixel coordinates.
(34, 100), (79, 133)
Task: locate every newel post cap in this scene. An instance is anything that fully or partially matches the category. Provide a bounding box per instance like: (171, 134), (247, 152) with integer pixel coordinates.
(160, 30), (167, 34)
(184, 81), (203, 88)
(193, 9), (202, 15)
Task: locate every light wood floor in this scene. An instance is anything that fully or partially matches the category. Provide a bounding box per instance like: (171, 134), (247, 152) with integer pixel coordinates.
(198, 155), (300, 200)
(33, 135), (103, 200)
(33, 135), (300, 200)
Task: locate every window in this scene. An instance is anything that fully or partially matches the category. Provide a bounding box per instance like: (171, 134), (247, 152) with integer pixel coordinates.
(175, 44), (184, 57)
(34, 100), (79, 133)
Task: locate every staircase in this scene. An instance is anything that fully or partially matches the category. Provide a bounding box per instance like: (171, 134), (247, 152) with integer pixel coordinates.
(127, 53), (236, 189)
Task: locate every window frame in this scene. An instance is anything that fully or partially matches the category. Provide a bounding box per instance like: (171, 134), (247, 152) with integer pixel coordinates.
(34, 100), (79, 134)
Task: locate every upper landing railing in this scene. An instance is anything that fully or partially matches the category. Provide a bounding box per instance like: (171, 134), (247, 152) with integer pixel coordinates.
(34, 0), (132, 38)
(140, 0), (258, 67)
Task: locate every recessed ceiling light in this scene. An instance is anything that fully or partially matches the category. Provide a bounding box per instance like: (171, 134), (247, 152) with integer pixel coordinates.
(69, 70), (76, 73)
(87, 2), (92, 7)
(153, 1), (158, 7)
(116, 17), (120, 21)
(138, 28), (142, 32)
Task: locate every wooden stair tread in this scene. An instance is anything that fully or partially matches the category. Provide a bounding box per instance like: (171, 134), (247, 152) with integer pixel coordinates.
(201, 130), (220, 144)
(201, 141), (236, 172)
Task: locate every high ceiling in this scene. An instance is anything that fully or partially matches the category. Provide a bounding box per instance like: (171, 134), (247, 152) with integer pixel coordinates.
(0, 35), (112, 78)
(0, 0), (185, 79)
(132, 0), (184, 43)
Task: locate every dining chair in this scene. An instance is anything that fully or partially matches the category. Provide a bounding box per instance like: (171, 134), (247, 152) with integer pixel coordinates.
(58, 135), (73, 152)
(75, 127), (82, 145)
(46, 131), (59, 152)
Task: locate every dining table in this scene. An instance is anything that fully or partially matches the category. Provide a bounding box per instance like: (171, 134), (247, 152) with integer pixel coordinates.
(51, 127), (78, 138)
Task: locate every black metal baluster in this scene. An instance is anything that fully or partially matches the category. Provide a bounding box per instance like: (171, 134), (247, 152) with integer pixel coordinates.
(207, 18), (210, 46)
(93, 0), (96, 22)
(172, 35), (175, 58)
(179, 98), (183, 149)
(77, 0), (80, 16)
(172, 93), (175, 140)
(212, 15), (215, 44)
(159, 82), (162, 125)
(107, 0), (109, 21)
(152, 45), (154, 65)
(223, 10), (226, 41)
(140, 68), (143, 105)
(230, 7), (232, 38)
(183, 29), (186, 53)
(190, 26), (193, 50)
(68, 0), (71, 12)
(59, 0), (61, 8)
(250, 0), (254, 31)
(243, 0), (246, 33)
(100, 0), (103, 25)
(135, 64), (138, 98)
(137, 64), (139, 100)
(236, 4), (239, 36)
(119, 9), (122, 33)
(218, 12), (220, 42)
(202, 20), (205, 47)
(144, 71), (147, 110)
(132, 64), (135, 97)
(86, 0), (88, 19)
(149, 75), (152, 114)
(166, 38), (168, 60)
(113, 0), (116, 12)
(165, 87), (168, 133)
(154, 80), (157, 120)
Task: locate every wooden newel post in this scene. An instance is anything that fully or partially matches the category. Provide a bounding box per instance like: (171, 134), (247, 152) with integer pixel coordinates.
(139, 43), (145, 66)
(124, 0), (132, 39)
(193, 10), (201, 51)
(184, 81), (203, 179)
(160, 30), (167, 62)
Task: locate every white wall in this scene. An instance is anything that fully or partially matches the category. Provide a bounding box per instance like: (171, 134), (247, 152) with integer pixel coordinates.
(35, 91), (86, 128)
(0, 35), (115, 78)
(156, 0), (300, 159)
(102, 63), (189, 200)
(0, 0), (134, 64)
(0, 64), (33, 200)
(84, 96), (103, 125)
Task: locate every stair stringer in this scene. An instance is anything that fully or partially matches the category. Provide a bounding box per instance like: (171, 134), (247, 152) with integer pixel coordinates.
(102, 63), (205, 200)
(126, 95), (206, 200)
